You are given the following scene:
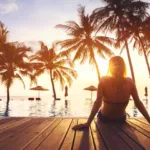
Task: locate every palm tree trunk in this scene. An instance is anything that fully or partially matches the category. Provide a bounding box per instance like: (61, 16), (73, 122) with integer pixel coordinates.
(90, 46), (101, 81)
(93, 57), (101, 81)
(124, 39), (136, 83)
(5, 87), (10, 116)
(120, 17), (135, 83)
(138, 35), (150, 77)
(50, 69), (57, 100)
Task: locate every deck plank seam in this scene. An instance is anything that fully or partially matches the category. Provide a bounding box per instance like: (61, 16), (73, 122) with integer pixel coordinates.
(0, 119), (38, 143)
(0, 118), (31, 133)
(128, 120), (150, 132)
(134, 119), (150, 126)
(118, 124), (145, 149)
(111, 125), (136, 150)
(0, 118), (30, 131)
(104, 124), (132, 150)
(89, 125), (97, 150)
(58, 119), (73, 150)
(33, 119), (63, 150)
(0, 119), (47, 149)
(21, 118), (58, 150)
(71, 119), (79, 150)
(94, 120), (109, 150)
(127, 121), (150, 138)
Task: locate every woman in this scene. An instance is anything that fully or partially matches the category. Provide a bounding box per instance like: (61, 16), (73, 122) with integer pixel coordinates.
(72, 56), (150, 130)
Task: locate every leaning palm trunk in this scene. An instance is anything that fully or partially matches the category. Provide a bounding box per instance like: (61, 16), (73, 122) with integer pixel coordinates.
(94, 58), (101, 81)
(121, 22), (136, 83)
(49, 70), (57, 100)
(124, 39), (136, 83)
(89, 46), (101, 81)
(138, 35), (150, 77)
(5, 87), (10, 116)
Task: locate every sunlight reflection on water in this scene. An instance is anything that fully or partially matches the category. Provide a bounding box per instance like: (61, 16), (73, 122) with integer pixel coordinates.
(0, 96), (149, 117)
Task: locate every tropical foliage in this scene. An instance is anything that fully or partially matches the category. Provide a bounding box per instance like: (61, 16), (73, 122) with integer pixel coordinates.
(30, 42), (78, 100)
(92, 0), (150, 82)
(56, 5), (114, 81)
(0, 42), (37, 115)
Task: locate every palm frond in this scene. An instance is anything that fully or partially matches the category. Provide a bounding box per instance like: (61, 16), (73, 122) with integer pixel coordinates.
(53, 70), (66, 89)
(94, 40), (114, 57)
(95, 36), (115, 46)
(15, 73), (25, 89)
(73, 43), (86, 63)
(79, 46), (89, 64)
(55, 24), (76, 34)
(78, 5), (86, 26)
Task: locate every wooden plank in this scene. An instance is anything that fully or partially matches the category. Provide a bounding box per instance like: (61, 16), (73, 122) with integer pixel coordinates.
(72, 119), (95, 150)
(0, 117), (26, 130)
(23, 118), (61, 150)
(36, 119), (72, 150)
(0, 118), (54, 150)
(0, 118), (30, 134)
(128, 119), (150, 132)
(127, 120), (150, 137)
(119, 122), (150, 150)
(135, 118), (150, 126)
(112, 124), (144, 150)
(90, 120), (107, 150)
(59, 119), (77, 150)
(95, 119), (130, 150)
(0, 118), (33, 142)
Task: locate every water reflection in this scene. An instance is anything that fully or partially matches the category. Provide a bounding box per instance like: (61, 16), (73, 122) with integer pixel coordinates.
(0, 96), (149, 117)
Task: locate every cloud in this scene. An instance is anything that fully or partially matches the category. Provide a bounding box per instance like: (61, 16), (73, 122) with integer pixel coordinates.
(0, 0), (19, 15)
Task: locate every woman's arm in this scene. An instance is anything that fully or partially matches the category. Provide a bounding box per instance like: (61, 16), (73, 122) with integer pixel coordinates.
(72, 78), (104, 130)
(131, 81), (150, 123)
(86, 98), (102, 125)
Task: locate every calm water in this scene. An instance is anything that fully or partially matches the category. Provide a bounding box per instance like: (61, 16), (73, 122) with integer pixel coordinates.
(0, 96), (149, 117)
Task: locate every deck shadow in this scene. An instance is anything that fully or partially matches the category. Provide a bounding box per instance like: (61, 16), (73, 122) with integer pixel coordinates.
(94, 118), (146, 150)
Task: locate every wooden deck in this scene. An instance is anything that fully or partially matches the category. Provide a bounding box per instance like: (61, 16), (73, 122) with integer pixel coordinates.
(0, 117), (149, 150)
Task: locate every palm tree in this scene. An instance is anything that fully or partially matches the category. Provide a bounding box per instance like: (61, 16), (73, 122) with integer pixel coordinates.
(0, 43), (37, 116)
(121, 13), (150, 77)
(30, 42), (78, 100)
(56, 5), (114, 81)
(92, 0), (136, 82)
(92, 0), (150, 82)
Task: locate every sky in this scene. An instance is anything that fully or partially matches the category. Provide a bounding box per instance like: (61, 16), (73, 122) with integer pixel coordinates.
(0, 0), (150, 101)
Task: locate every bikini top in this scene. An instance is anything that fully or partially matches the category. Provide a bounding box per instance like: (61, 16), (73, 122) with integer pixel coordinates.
(103, 100), (128, 104)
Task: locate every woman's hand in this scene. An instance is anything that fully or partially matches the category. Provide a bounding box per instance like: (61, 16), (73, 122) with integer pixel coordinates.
(72, 123), (90, 130)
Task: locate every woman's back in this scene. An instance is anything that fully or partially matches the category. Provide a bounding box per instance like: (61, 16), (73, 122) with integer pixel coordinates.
(99, 76), (134, 118)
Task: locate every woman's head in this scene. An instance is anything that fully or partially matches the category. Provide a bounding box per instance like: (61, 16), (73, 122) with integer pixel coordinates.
(108, 56), (126, 77)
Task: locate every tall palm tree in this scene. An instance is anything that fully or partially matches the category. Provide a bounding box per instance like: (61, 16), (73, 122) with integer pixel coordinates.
(92, 0), (136, 82)
(30, 42), (78, 100)
(120, 13), (150, 77)
(56, 5), (114, 81)
(0, 43), (37, 116)
(92, 0), (150, 82)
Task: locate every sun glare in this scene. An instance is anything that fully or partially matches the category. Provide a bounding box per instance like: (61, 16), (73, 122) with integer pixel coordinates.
(97, 58), (109, 76)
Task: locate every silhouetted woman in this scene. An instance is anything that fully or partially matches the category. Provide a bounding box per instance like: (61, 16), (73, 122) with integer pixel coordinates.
(73, 56), (150, 130)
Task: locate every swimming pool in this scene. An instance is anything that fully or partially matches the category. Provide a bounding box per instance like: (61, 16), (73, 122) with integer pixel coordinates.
(0, 96), (149, 117)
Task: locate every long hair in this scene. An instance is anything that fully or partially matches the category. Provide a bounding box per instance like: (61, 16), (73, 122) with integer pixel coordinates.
(107, 56), (127, 78)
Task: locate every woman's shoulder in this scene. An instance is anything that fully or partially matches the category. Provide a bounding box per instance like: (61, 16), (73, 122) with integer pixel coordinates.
(100, 76), (111, 83)
(124, 77), (134, 83)
(100, 76), (109, 81)
(101, 76), (134, 83)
